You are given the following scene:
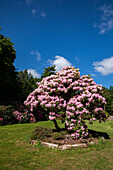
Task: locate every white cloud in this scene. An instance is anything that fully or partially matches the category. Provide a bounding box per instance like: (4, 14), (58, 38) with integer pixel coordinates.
(40, 12), (46, 18)
(32, 9), (36, 15)
(93, 56), (113, 75)
(48, 55), (72, 72)
(31, 50), (41, 61)
(95, 4), (113, 34)
(27, 69), (40, 78)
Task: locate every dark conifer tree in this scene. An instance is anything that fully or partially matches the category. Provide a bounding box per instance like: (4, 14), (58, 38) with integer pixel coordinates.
(0, 32), (20, 104)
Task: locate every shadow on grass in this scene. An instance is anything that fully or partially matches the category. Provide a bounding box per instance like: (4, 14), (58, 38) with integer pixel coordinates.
(53, 128), (110, 139)
(88, 129), (110, 139)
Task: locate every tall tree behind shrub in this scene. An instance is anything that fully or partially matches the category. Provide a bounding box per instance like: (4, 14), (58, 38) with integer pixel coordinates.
(0, 33), (20, 104)
(17, 70), (39, 102)
(17, 66), (56, 103)
(40, 65), (56, 80)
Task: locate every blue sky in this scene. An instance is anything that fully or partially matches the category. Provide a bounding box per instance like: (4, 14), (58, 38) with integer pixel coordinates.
(1, 0), (113, 88)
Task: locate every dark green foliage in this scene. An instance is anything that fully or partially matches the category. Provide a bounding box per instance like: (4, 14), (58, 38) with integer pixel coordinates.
(40, 65), (56, 80)
(103, 86), (113, 115)
(30, 126), (52, 141)
(30, 126), (68, 141)
(32, 106), (49, 121)
(51, 131), (66, 140)
(0, 34), (21, 104)
(0, 105), (18, 125)
(17, 70), (39, 102)
(109, 86), (113, 97)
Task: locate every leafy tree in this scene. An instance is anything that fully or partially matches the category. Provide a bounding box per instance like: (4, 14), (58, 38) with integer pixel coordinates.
(0, 33), (20, 104)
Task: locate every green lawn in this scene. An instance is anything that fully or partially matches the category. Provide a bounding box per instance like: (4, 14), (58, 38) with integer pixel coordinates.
(0, 120), (113, 170)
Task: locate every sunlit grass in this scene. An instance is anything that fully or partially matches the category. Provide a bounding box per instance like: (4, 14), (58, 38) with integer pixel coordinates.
(0, 120), (113, 169)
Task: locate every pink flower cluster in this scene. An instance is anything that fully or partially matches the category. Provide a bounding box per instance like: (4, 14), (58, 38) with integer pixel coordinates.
(0, 104), (36, 126)
(13, 110), (24, 121)
(13, 110), (36, 123)
(0, 117), (3, 125)
(24, 66), (107, 139)
(29, 113), (36, 123)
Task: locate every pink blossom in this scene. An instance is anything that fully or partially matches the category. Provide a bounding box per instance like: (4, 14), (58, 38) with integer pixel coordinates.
(49, 116), (55, 120)
(45, 103), (52, 107)
(70, 123), (74, 126)
(76, 130), (80, 132)
(81, 126), (84, 131)
(66, 121), (69, 126)
(77, 104), (83, 108)
(71, 134), (75, 137)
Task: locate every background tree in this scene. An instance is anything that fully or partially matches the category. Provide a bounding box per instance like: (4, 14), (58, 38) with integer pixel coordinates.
(40, 65), (56, 80)
(109, 86), (113, 98)
(103, 86), (113, 115)
(0, 33), (20, 104)
(17, 66), (56, 102)
(17, 69), (39, 102)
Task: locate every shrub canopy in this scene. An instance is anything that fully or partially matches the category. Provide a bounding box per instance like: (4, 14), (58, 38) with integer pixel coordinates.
(25, 66), (107, 139)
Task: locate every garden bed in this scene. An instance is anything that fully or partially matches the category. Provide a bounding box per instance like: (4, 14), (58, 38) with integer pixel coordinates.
(30, 126), (108, 150)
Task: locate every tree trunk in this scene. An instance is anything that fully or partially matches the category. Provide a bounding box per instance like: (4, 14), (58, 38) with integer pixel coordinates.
(52, 119), (61, 132)
(65, 123), (67, 131)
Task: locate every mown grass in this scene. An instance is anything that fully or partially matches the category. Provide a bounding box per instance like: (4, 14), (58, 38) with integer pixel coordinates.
(0, 120), (113, 170)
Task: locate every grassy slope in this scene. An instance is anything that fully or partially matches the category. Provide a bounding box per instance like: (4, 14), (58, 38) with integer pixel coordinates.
(0, 120), (113, 170)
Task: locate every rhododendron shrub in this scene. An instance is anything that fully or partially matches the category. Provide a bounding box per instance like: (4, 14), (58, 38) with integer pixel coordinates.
(24, 66), (107, 139)
(13, 110), (36, 123)
(0, 103), (36, 125)
(12, 102), (36, 123)
(0, 105), (18, 125)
